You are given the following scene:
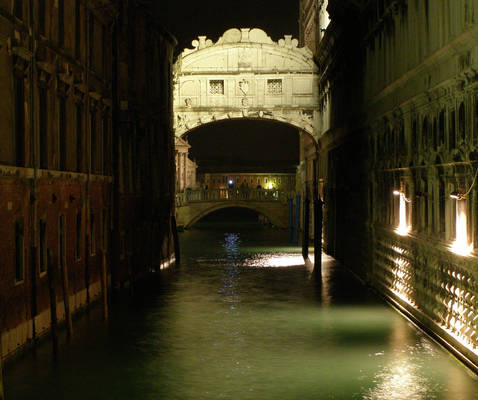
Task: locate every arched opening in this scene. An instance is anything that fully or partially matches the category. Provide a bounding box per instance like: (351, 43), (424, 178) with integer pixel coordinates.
(176, 119), (302, 193)
(194, 206), (270, 228)
(185, 119), (300, 171)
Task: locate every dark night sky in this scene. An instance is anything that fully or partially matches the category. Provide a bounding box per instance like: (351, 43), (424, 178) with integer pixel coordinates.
(155, 0), (299, 53)
(155, 1), (300, 171)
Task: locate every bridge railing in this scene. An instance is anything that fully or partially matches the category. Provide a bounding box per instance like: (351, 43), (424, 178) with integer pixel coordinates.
(176, 189), (294, 207)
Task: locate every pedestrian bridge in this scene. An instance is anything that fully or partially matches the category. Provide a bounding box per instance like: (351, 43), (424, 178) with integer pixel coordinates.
(173, 28), (319, 141)
(176, 189), (294, 229)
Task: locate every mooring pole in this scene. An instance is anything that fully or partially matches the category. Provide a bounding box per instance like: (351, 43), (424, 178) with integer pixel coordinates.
(47, 249), (58, 358)
(302, 195), (310, 260)
(172, 215), (180, 265)
(101, 249), (108, 320)
(0, 331), (4, 400)
(313, 159), (322, 273)
(60, 245), (73, 340)
(294, 193), (301, 245)
(288, 197), (294, 243)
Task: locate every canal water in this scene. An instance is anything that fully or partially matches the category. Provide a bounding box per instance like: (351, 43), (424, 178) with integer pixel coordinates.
(5, 219), (478, 399)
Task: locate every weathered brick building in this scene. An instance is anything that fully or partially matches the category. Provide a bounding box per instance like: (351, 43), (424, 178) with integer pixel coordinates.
(0, 0), (176, 359)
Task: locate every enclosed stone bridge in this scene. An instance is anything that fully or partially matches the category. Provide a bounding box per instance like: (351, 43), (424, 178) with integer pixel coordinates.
(173, 28), (320, 140)
(176, 189), (293, 229)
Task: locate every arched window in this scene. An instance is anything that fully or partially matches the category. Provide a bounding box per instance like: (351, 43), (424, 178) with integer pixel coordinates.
(458, 102), (465, 143)
(449, 110), (456, 148)
(474, 97), (478, 146)
(439, 177), (446, 237)
(439, 110), (445, 146)
(412, 119), (418, 152)
(422, 117), (429, 150)
(399, 124), (406, 155)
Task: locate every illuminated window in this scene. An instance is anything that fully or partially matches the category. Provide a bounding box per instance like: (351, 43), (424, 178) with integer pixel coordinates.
(267, 79), (282, 94)
(209, 80), (224, 94)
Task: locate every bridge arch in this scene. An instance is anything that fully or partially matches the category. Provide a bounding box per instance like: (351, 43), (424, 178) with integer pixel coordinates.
(177, 198), (290, 229)
(174, 28), (320, 142)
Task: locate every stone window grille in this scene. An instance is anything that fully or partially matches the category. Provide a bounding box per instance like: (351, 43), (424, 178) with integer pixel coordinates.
(209, 80), (224, 95)
(267, 79), (282, 94)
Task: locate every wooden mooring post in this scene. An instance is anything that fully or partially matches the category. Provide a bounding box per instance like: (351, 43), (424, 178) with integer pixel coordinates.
(302, 196), (310, 260)
(101, 250), (109, 320)
(47, 249), (59, 357)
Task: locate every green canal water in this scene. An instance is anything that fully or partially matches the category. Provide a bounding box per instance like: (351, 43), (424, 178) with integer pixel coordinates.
(5, 221), (478, 399)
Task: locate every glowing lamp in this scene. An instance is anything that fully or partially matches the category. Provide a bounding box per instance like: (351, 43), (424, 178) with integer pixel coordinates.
(450, 193), (473, 256)
(228, 180), (233, 185)
(393, 190), (410, 236)
(450, 191), (466, 200)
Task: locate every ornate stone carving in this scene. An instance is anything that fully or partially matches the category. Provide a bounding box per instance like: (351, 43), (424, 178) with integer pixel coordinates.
(239, 79), (249, 95)
(175, 28), (319, 139)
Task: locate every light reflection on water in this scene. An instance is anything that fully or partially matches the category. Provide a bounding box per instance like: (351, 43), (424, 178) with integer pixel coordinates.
(4, 225), (478, 400)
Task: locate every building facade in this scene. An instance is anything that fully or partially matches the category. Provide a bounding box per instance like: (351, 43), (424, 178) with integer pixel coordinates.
(0, 0), (176, 360)
(175, 137), (198, 191)
(302, 0), (478, 370)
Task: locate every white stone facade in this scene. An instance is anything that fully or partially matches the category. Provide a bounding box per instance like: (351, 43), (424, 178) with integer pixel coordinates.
(175, 137), (198, 192)
(173, 28), (320, 141)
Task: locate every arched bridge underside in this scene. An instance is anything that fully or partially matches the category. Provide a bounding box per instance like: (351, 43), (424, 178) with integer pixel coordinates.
(176, 189), (292, 229)
(177, 201), (289, 229)
(174, 28), (320, 140)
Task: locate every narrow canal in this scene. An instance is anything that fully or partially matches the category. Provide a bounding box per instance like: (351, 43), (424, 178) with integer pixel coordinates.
(5, 216), (478, 399)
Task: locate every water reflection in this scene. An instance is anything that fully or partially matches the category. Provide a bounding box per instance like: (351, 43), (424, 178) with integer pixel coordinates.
(4, 226), (478, 400)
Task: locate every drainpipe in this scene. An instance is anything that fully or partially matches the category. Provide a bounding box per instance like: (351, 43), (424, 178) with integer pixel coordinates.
(111, 9), (119, 290)
(84, 2), (91, 307)
(29, 0), (38, 344)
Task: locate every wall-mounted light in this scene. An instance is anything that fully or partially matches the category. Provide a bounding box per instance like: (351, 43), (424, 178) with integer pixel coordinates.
(450, 192), (472, 256)
(393, 190), (410, 236)
(449, 168), (478, 256)
(450, 191), (466, 200)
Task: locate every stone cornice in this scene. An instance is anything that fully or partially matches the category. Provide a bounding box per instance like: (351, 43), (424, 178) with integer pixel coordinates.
(181, 28), (311, 59)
